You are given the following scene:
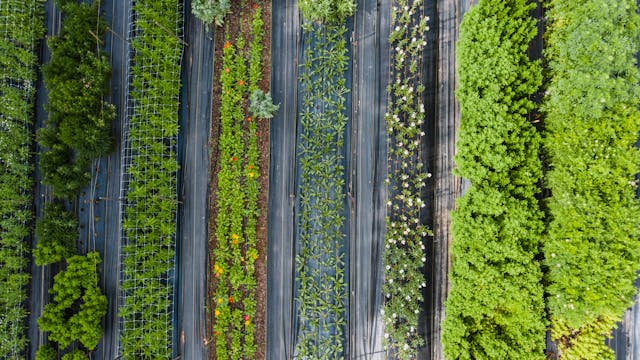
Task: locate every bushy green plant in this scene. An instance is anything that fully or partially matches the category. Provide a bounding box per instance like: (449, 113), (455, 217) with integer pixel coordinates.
(61, 350), (87, 360)
(299, 0), (355, 23)
(119, 0), (183, 358)
(543, 0), (640, 356)
(39, 1), (114, 198)
(34, 203), (78, 266)
(0, 0), (45, 357)
(442, 0), (546, 359)
(381, 0), (430, 358)
(249, 89), (278, 119)
(38, 252), (107, 350)
(294, 21), (349, 358)
(192, 0), (230, 26)
(35, 345), (57, 360)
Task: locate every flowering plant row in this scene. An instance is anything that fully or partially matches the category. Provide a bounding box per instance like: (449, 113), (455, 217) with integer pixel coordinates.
(0, 0), (44, 357)
(543, 1), (640, 358)
(211, 5), (265, 358)
(119, 0), (183, 358)
(381, 0), (430, 358)
(293, 19), (350, 358)
(442, 0), (547, 359)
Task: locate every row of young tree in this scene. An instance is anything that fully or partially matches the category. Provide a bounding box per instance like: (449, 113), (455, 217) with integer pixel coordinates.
(35, 1), (110, 359)
(0, 0), (44, 357)
(444, 0), (640, 359)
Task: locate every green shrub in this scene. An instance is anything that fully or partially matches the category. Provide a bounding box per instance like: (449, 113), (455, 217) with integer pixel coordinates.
(33, 202), (78, 266)
(299, 0), (355, 23)
(543, 0), (640, 356)
(39, 1), (114, 198)
(442, 0), (546, 359)
(192, 0), (230, 26)
(35, 345), (57, 360)
(61, 350), (87, 360)
(249, 89), (278, 119)
(38, 252), (107, 350)
(0, 0), (45, 357)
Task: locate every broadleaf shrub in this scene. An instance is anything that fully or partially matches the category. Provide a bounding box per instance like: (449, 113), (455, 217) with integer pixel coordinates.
(442, 0), (546, 359)
(192, 0), (230, 26)
(543, 0), (640, 357)
(34, 202), (78, 266)
(38, 252), (107, 351)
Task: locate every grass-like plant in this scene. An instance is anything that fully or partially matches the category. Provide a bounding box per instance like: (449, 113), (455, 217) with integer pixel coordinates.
(0, 0), (44, 357)
(442, 0), (547, 358)
(543, 1), (640, 358)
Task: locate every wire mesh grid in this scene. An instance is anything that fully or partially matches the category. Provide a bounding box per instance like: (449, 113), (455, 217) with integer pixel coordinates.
(118, 0), (183, 357)
(0, 0), (39, 358)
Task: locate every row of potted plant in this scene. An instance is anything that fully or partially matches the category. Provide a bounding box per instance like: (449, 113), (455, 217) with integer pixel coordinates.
(381, 0), (430, 358)
(544, 1), (640, 358)
(442, 0), (547, 359)
(293, 2), (354, 355)
(119, 0), (183, 358)
(0, 0), (44, 357)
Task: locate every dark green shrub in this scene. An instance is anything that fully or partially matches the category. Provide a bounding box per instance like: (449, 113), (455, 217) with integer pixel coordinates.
(299, 0), (355, 23)
(34, 203), (78, 266)
(543, 0), (640, 357)
(35, 345), (57, 360)
(192, 0), (230, 26)
(38, 252), (107, 350)
(39, 1), (114, 198)
(442, 0), (546, 359)
(249, 89), (278, 119)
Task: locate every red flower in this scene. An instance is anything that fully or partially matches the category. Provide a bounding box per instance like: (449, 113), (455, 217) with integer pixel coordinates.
(223, 41), (231, 49)
(253, 4), (259, 10)
(231, 156), (237, 162)
(228, 296), (233, 303)
(243, 315), (249, 321)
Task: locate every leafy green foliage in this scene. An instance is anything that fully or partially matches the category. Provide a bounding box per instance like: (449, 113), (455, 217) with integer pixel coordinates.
(34, 203), (78, 266)
(299, 0), (355, 23)
(381, 0), (430, 358)
(0, 0), (45, 357)
(249, 89), (278, 119)
(294, 21), (349, 358)
(442, 1), (546, 359)
(35, 345), (56, 360)
(38, 252), (107, 351)
(61, 350), (87, 360)
(543, 0), (640, 356)
(212, 6), (265, 358)
(192, 0), (230, 26)
(118, 0), (183, 358)
(38, 1), (114, 198)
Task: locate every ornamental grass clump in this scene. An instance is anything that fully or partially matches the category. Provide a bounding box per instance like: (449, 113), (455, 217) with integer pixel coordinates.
(381, 0), (430, 358)
(0, 0), (44, 357)
(442, 0), (547, 359)
(543, 0), (640, 358)
(211, 5), (266, 359)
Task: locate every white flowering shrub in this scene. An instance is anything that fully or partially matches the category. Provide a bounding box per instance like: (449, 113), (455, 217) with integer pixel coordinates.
(382, 0), (430, 358)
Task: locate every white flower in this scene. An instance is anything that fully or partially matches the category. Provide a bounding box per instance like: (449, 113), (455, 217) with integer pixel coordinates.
(414, 309), (419, 314)
(389, 279), (394, 284)
(421, 257), (426, 262)
(393, 313), (398, 318)
(403, 344), (410, 350)
(384, 333), (389, 339)
(395, 26), (400, 31)
(405, 295), (411, 300)
(386, 265), (391, 270)
(420, 131), (425, 136)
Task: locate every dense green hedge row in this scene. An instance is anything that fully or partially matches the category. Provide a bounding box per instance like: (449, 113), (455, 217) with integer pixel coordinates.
(34, 202), (77, 266)
(38, 1), (114, 199)
(119, 0), (183, 358)
(543, 0), (640, 358)
(294, 19), (351, 358)
(0, 0), (44, 357)
(442, 1), (546, 359)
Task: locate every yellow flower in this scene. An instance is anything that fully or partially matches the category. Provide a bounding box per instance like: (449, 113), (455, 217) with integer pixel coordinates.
(217, 298), (223, 304)
(245, 320), (250, 326)
(215, 310), (220, 317)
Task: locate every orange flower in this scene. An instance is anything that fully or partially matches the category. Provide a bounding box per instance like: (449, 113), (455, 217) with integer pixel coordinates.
(246, 116), (252, 122)
(228, 296), (233, 303)
(223, 41), (231, 49)
(224, 67), (230, 73)
(253, 3), (259, 9)
(231, 233), (240, 245)
(231, 156), (237, 162)
(247, 165), (254, 170)
(238, 80), (245, 86)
